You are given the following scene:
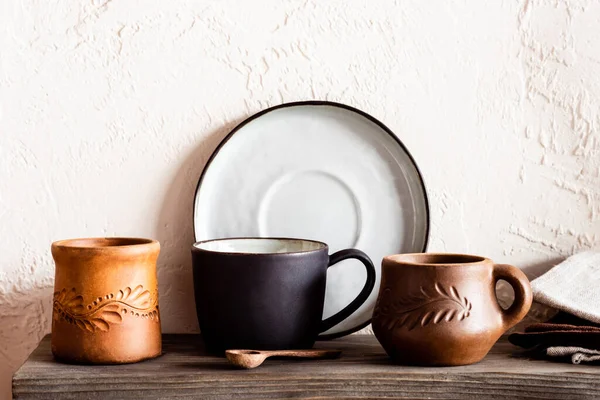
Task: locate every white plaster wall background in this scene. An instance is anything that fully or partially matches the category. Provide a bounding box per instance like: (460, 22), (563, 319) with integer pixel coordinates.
(1, 0), (599, 397)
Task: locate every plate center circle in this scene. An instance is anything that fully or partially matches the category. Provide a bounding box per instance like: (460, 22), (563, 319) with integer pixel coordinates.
(258, 170), (361, 249)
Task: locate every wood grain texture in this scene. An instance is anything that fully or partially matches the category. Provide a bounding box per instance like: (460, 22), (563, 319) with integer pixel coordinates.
(12, 334), (600, 399)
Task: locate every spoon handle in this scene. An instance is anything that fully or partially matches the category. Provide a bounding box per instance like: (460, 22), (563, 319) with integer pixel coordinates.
(263, 349), (341, 359)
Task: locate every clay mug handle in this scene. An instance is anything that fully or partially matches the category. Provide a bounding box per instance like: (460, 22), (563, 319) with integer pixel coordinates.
(319, 249), (376, 333)
(493, 264), (533, 330)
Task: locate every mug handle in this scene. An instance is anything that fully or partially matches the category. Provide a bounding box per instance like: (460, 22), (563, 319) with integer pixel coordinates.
(493, 264), (533, 330)
(319, 249), (376, 333)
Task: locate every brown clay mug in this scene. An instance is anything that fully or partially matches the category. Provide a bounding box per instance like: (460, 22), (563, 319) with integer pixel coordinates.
(372, 253), (532, 366)
(192, 237), (376, 352)
(51, 237), (161, 364)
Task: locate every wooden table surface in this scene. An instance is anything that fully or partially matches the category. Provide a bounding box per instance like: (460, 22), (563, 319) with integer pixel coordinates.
(12, 334), (600, 399)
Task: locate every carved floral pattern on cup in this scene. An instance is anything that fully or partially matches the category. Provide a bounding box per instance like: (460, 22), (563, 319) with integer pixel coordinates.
(53, 285), (160, 332)
(373, 283), (472, 331)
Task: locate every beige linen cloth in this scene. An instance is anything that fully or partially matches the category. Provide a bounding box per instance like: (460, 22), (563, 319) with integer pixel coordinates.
(532, 251), (600, 323)
(546, 347), (600, 364)
(530, 251), (600, 364)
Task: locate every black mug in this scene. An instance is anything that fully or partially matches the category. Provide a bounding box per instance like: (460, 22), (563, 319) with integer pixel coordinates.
(191, 237), (376, 352)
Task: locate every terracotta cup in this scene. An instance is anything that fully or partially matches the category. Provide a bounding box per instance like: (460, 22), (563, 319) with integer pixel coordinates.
(51, 237), (161, 364)
(372, 253), (532, 366)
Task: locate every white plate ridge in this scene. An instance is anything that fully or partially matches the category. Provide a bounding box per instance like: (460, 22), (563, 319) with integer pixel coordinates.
(193, 101), (429, 338)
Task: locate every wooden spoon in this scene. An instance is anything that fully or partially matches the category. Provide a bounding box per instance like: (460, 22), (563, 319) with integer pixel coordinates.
(225, 349), (342, 369)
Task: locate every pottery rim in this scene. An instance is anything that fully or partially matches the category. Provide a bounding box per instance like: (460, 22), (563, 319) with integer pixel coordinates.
(384, 253), (491, 267)
(51, 237), (159, 254)
(192, 237), (329, 256)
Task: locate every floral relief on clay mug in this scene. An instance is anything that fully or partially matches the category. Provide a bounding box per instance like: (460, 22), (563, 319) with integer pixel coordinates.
(51, 237), (162, 364)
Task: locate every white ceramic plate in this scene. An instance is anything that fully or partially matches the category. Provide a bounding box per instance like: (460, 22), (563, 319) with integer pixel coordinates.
(193, 101), (429, 338)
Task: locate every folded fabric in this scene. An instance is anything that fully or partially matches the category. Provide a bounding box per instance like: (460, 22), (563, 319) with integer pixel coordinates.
(523, 312), (600, 332)
(509, 252), (600, 364)
(546, 347), (600, 364)
(531, 251), (600, 323)
(509, 330), (600, 350)
(508, 312), (600, 351)
(525, 323), (600, 333)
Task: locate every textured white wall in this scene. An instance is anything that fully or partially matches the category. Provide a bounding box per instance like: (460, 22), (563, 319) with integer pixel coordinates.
(1, 0), (599, 397)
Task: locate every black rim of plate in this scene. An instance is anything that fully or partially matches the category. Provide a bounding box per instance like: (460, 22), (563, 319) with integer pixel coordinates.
(192, 100), (431, 340)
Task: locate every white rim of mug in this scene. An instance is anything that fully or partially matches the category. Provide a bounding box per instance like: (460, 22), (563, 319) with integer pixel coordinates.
(191, 236), (329, 256)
